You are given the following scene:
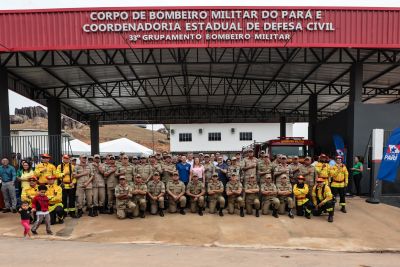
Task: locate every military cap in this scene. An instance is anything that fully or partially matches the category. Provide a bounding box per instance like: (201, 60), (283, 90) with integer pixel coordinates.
(153, 172), (160, 176)
(119, 175), (126, 180)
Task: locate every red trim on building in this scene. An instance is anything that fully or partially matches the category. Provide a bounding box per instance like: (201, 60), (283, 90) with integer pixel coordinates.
(0, 7), (399, 51)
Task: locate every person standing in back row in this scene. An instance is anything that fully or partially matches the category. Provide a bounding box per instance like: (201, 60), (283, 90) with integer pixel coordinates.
(351, 156), (363, 196)
(0, 158), (17, 213)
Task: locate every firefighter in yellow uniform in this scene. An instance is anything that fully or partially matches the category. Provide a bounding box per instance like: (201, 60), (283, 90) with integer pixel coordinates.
(329, 156), (349, 213)
(34, 154), (57, 185)
(293, 175), (312, 219)
(56, 155), (76, 218)
(312, 177), (334, 222)
(21, 177), (38, 223)
(315, 154), (331, 185)
(46, 175), (64, 225)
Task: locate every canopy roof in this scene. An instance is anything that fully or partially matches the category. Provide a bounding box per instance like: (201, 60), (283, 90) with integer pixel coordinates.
(100, 137), (153, 156)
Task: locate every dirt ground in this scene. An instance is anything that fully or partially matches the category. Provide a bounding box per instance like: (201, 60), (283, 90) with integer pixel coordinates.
(1, 197), (400, 253)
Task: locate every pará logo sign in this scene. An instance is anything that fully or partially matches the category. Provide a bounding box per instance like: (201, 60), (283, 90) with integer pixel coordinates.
(384, 145), (400, 161)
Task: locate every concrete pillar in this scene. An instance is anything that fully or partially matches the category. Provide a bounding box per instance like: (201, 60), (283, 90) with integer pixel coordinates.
(47, 98), (62, 164)
(90, 120), (100, 155)
(347, 63), (364, 169)
(308, 94), (318, 142)
(0, 69), (11, 159)
(280, 116), (286, 137)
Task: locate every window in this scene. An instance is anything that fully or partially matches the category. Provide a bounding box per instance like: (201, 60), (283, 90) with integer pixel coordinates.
(208, 132), (221, 141)
(240, 132), (253, 141)
(179, 133), (192, 142)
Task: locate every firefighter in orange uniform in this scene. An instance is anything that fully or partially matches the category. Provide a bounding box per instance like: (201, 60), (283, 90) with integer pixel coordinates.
(329, 156), (349, 213)
(293, 175), (312, 219)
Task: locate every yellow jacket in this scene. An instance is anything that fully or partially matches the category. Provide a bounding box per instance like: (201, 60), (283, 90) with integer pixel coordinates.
(34, 162), (57, 184)
(56, 163), (76, 189)
(330, 164), (349, 188)
(46, 184), (63, 212)
(293, 184), (309, 205)
(312, 184), (333, 206)
(315, 162), (331, 184)
(21, 185), (38, 206)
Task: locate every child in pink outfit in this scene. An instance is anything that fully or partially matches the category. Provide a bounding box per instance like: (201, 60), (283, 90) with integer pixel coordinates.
(18, 201), (32, 238)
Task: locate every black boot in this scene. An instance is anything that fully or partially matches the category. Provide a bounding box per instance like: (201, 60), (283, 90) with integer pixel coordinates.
(219, 208), (224, 217)
(140, 210), (145, 218)
(127, 212), (134, 219)
(108, 207), (114, 215)
(99, 207), (106, 214)
(240, 207), (245, 217)
(340, 206), (347, 213)
(288, 209), (294, 219)
(77, 209), (83, 218)
(159, 209), (164, 217)
(69, 210), (77, 218)
(328, 212), (334, 223)
(88, 208), (95, 217)
(305, 212), (311, 219)
(255, 209), (260, 217)
(198, 209), (203, 216)
(272, 208), (279, 218)
(93, 207), (98, 216)
(180, 208), (186, 215)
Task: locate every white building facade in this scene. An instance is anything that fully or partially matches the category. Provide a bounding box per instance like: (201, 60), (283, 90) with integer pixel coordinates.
(170, 123), (293, 153)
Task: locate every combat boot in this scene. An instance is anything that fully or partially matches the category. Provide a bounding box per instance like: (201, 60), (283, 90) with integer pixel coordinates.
(140, 210), (146, 218)
(305, 212), (311, 219)
(99, 206), (107, 214)
(340, 206), (347, 213)
(240, 207), (245, 217)
(180, 208), (186, 215)
(88, 208), (95, 217)
(255, 209), (260, 217)
(77, 209), (83, 218)
(93, 207), (98, 216)
(272, 208), (279, 218)
(328, 212), (334, 223)
(159, 209), (164, 217)
(108, 207), (114, 215)
(219, 208), (224, 217)
(198, 209), (203, 216)
(69, 210), (77, 218)
(288, 209), (294, 219)
(127, 213), (134, 219)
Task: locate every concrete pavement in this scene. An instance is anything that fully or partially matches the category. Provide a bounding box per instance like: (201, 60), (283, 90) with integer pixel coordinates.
(0, 238), (399, 267)
(1, 197), (400, 252)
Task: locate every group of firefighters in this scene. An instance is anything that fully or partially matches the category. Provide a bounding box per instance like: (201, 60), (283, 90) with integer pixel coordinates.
(5, 148), (352, 224)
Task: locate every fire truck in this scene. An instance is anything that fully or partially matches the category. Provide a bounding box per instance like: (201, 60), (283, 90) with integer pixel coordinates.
(243, 137), (313, 160)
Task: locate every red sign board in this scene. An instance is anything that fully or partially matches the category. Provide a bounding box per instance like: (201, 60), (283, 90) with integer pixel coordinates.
(0, 7), (399, 51)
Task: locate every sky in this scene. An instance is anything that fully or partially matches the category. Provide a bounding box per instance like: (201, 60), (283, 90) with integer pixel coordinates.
(5, 0), (395, 137)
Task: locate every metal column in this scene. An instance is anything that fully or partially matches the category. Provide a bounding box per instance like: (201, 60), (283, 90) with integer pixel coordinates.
(47, 97), (62, 164)
(280, 116), (286, 137)
(0, 69), (11, 158)
(308, 94), (318, 142)
(90, 120), (100, 155)
(347, 63), (363, 169)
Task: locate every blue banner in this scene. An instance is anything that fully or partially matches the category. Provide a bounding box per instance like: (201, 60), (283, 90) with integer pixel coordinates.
(333, 134), (346, 163)
(378, 128), (400, 182)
